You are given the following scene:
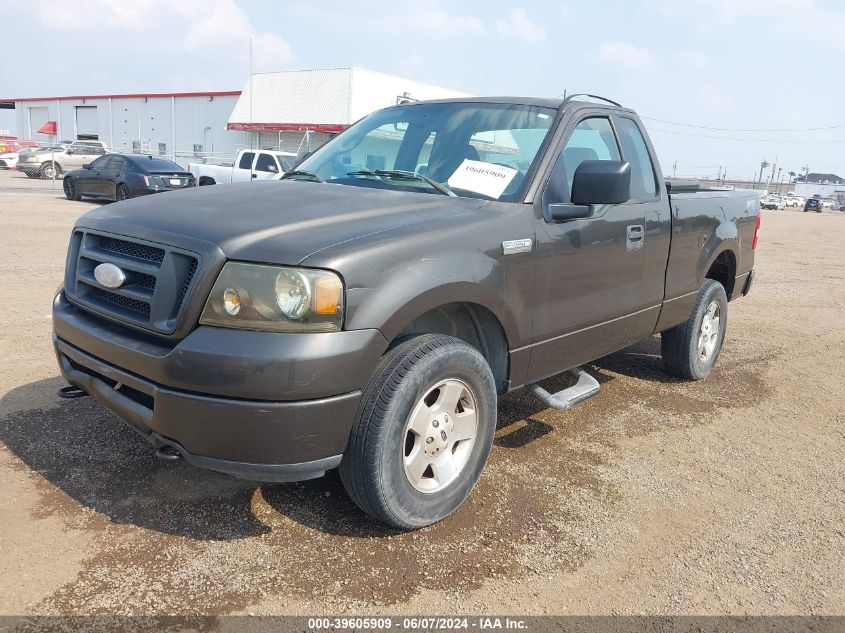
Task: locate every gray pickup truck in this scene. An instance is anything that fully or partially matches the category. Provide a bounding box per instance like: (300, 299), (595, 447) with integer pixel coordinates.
(53, 95), (760, 529)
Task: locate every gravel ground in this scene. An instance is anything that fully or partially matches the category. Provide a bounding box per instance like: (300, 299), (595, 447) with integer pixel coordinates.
(0, 178), (842, 619)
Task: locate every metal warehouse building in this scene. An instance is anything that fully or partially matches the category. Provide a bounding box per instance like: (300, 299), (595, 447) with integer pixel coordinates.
(2, 67), (470, 167)
(3, 90), (247, 165)
(227, 67), (470, 152)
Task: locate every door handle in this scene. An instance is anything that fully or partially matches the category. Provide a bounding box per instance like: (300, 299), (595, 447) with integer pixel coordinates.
(251, 173), (257, 179)
(626, 224), (644, 251)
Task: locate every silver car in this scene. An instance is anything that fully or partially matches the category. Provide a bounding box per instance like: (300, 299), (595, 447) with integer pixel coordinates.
(17, 141), (109, 179)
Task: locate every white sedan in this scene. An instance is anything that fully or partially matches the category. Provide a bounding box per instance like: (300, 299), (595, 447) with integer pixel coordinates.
(760, 196), (785, 210)
(0, 151), (18, 170)
(783, 196), (804, 208)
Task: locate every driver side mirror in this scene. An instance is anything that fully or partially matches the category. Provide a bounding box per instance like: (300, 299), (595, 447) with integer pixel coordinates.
(571, 160), (631, 206)
(82, 163), (90, 170)
(547, 160), (631, 222)
(66, 148), (75, 155)
(267, 164), (279, 173)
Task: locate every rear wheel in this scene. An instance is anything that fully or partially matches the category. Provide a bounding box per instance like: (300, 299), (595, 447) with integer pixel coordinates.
(63, 177), (80, 201)
(661, 279), (728, 380)
(116, 184), (130, 201)
(339, 334), (497, 529)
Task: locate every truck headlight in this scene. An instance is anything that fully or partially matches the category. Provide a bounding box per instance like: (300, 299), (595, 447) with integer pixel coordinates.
(199, 262), (344, 332)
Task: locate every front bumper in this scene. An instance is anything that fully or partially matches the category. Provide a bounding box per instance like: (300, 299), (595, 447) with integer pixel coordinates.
(17, 162), (42, 175)
(53, 291), (388, 481)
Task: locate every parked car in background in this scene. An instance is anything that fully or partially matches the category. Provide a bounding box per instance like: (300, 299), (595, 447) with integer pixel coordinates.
(821, 199), (834, 209)
(63, 154), (194, 202)
(0, 151), (19, 170)
(804, 198), (822, 213)
(783, 195), (804, 208)
(17, 140), (109, 179)
(760, 195), (784, 210)
(189, 149), (296, 185)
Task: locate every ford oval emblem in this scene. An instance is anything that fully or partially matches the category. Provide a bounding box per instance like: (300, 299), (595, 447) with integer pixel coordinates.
(94, 262), (127, 289)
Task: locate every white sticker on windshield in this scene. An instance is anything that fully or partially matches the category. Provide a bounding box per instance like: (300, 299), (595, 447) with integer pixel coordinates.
(447, 159), (518, 199)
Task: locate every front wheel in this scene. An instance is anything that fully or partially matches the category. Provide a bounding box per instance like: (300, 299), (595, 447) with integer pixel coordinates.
(339, 334), (497, 529)
(661, 279), (728, 380)
(63, 177), (80, 201)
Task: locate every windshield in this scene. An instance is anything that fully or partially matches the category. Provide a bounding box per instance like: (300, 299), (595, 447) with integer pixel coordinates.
(294, 102), (556, 202)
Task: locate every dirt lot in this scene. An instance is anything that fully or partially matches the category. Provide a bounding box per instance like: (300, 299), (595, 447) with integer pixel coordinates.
(0, 172), (843, 619)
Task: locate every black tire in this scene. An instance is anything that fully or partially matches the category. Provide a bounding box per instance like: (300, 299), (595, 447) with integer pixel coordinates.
(116, 184), (131, 201)
(339, 334), (497, 529)
(63, 177), (80, 201)
(661, 279), (728, 380)
(39, 162), (60, 179)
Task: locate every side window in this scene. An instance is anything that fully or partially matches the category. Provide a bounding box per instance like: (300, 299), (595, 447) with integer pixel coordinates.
(90, 156), (111, 170)
(545, 117), (621, 204)
(238, 152), (255, 170)
(615, 118), (657, 199)
(255, 153), (279, 173)
(110, 156), (127, 171)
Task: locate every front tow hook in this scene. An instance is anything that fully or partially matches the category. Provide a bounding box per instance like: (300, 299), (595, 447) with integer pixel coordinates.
(155, 446), (183, 462)
(57, 385), (88, 399)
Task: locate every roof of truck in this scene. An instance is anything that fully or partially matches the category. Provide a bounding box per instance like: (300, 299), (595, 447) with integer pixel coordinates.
(406, 96), (564, 108)
(402, 96), (633, 113)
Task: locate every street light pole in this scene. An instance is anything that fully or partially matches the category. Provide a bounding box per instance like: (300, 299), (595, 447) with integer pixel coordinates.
(757, 160), (770, 189)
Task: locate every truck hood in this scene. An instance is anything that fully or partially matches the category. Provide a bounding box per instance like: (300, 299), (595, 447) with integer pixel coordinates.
(76, 180), (484, 264)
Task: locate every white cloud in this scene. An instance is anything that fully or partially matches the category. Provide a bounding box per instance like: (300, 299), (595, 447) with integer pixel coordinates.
(179, 0), (294, 68)
(594, 41), (655, 70)
(417, 9), (485, 35)
(37, 0), (156, 30)
(496, 9), (546, 42)
(289, 3), (484, 37)
(32, 0), (294, 69)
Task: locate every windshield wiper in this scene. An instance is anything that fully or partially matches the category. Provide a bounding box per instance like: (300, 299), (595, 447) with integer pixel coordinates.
(347, 169), (456, 197)
(281, 170), (325, 183)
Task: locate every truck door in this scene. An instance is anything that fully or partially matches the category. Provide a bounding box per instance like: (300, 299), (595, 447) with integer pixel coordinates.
(231, 151), (255, 182)
(527, 112), (671, 380)
(254, 152), (281, 180)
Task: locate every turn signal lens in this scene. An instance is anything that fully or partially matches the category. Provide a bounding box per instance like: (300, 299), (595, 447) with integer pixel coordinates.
(314, 276), (343, 315)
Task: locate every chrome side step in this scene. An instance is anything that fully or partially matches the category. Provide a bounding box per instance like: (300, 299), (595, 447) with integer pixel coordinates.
(526, 367), (600, 411)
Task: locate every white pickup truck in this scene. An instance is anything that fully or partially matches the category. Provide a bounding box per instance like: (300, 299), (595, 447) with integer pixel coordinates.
(189, 149), (297, 185)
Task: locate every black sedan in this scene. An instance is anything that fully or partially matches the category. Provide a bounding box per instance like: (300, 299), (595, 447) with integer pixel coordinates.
(63, 154), (195, 202)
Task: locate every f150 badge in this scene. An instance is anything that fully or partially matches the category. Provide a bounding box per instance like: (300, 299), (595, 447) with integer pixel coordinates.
(502, 238), (533, 255)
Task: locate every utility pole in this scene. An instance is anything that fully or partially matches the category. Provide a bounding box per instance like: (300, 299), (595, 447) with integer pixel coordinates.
(757, 160), (770, 189)
(672, 160), (677, 178)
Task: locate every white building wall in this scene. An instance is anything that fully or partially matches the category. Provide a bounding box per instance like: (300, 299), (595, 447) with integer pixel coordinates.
(348, 67), (470, 120)
(794, 181), (845, 199)
(14, 94), (246, 167)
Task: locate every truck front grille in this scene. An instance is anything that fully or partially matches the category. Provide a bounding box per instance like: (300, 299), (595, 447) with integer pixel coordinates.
(64, 230), (200, 335)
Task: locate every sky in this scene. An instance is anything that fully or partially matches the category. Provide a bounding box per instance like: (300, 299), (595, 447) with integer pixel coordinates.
(2, 0), (844, 180)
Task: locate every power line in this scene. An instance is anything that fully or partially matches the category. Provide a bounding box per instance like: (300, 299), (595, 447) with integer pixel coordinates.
(646, 126), (845, 143)
(641, 116), (845, 133)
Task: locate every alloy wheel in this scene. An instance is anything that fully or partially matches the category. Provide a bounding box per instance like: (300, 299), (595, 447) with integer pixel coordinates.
(402, 378), (479, 493)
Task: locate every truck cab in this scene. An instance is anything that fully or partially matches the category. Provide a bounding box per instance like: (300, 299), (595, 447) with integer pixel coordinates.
(189, 149), (297, 186)
(53, 95), (760, 529)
